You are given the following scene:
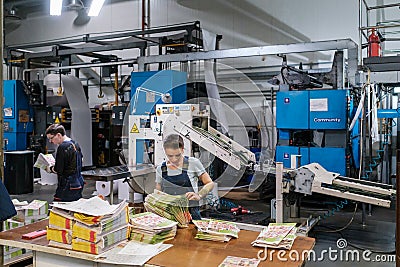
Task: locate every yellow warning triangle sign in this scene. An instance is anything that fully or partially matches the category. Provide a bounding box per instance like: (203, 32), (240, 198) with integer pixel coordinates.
(55, 117), (60, 124)
(130, 123), (139, 133)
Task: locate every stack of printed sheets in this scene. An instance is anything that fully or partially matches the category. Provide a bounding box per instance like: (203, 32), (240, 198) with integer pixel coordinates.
(193, 219), (240, 242)
(47, 197), (129, 254)
(144, 190), (191, 227)
(3, 199), (49, 262)
(129, 212), (178, 244)
(251, 222), (297, 250)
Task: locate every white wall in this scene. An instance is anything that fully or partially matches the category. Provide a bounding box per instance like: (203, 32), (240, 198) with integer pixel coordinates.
(5, 0), (360, 54)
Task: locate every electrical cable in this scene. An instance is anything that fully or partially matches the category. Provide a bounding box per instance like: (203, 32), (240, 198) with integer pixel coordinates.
(313, 72), (394, 254)
(315, 75), (368, 232)
(280, 66), (290, 85)
(315, 203), (358, 233)
(314, 224), (395, 254)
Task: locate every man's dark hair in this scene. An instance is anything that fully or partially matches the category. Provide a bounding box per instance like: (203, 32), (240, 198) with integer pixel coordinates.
(45, 124), (66, 136)
(163, 134), (184, 149)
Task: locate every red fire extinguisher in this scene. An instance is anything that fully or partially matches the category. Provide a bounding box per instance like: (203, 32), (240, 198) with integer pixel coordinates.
(368, 28), (381, 57)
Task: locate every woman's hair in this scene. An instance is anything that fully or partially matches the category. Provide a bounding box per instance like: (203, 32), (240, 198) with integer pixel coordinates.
(163, 134), (184, 150)
(45, 124), (66, 136)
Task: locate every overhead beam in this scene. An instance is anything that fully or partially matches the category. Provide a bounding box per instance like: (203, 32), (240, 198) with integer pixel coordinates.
(137, 39), (359, 86)
(6, 21), (200, 50)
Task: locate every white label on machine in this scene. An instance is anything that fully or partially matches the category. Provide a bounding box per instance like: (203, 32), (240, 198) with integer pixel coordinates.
(4, 107), (12, 117)
(310, 98), (328, 112)
(176, 105), (190, 111)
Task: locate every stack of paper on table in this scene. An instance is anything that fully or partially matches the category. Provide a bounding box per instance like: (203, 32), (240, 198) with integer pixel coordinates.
(129, 212), (178, 244)
(4, 199), (49, 261)
(4, 199), (48, 262)
(251, 222), (297, 250)
(33, 153), (55, 169)
(72, 226), (129, 254)
(144, 190), (191, 227)
(48, 197), (129, 254)
(193, 219), (240, 242)
(2, 219), (32, 263)
(14, 200), (48, 224)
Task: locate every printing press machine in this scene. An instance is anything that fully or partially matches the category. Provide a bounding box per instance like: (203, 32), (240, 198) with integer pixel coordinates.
(127, 99), (396, 234)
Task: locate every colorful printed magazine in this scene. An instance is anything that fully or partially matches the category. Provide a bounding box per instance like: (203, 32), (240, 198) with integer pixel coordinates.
(130, 212), (178, 232)
(193, 219), (240, 242)
(129, 227), (177, 244)
(218, 256), (260, 267)
(261, 227), (297, 250)
(144, 190), (191, 227)
(34, 153), (55, 169)
(129, 211), (178, 244)
(251, 222), (297, 249)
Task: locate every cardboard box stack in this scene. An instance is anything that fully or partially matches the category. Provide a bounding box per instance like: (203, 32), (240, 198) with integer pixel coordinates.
(47, 197), (130, 254)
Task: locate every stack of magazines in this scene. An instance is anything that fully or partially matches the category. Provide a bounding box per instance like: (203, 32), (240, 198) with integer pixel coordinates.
(48, 197), (130, 254)
(251, 222), (297, 250)
(15, 200), (48, 224)
(144, 190), (191, 227)
(193, 219), (240, 242)
(129, 212), (178, 244)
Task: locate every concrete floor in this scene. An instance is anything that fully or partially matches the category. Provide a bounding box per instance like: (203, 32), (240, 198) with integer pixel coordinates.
(8, 181), (397, 267)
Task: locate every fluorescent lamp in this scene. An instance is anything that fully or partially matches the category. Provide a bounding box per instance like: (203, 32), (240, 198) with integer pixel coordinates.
(88, 0), (105, 16)
(50, 0), (63, 16)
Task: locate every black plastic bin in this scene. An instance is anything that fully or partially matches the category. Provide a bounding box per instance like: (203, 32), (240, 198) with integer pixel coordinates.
(4, 150), (34, 195)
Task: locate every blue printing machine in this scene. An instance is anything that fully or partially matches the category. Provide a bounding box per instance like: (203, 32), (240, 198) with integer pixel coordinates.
(276, 146), (346, 175)
(276, 89), (349, 175)
(3, 80), (33, 151)
(276, 89), (348, 129)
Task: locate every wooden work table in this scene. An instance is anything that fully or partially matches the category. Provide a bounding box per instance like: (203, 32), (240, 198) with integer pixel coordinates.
(0, 219), (315, 267)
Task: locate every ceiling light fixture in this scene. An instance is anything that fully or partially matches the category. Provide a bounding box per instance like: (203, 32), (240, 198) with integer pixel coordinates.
(88, 0), (105, 16)
(50, 0), (63, 16)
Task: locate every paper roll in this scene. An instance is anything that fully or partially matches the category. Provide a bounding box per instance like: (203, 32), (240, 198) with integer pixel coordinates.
(96, 181), (118, 197)
(62, 75), (93, 167)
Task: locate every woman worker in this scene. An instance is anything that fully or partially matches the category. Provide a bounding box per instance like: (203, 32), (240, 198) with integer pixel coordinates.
(155, 134), (214, 220)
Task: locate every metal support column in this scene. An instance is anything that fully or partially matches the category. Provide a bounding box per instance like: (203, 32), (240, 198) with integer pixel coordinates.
(362, 86), (368, 226)
(396, 149), (400, 267)
(276, 162), (284, 223)
(0, 0), (5, 266)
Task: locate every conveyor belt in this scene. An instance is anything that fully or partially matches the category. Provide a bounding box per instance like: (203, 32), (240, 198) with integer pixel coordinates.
(190, 126), (250, 165)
